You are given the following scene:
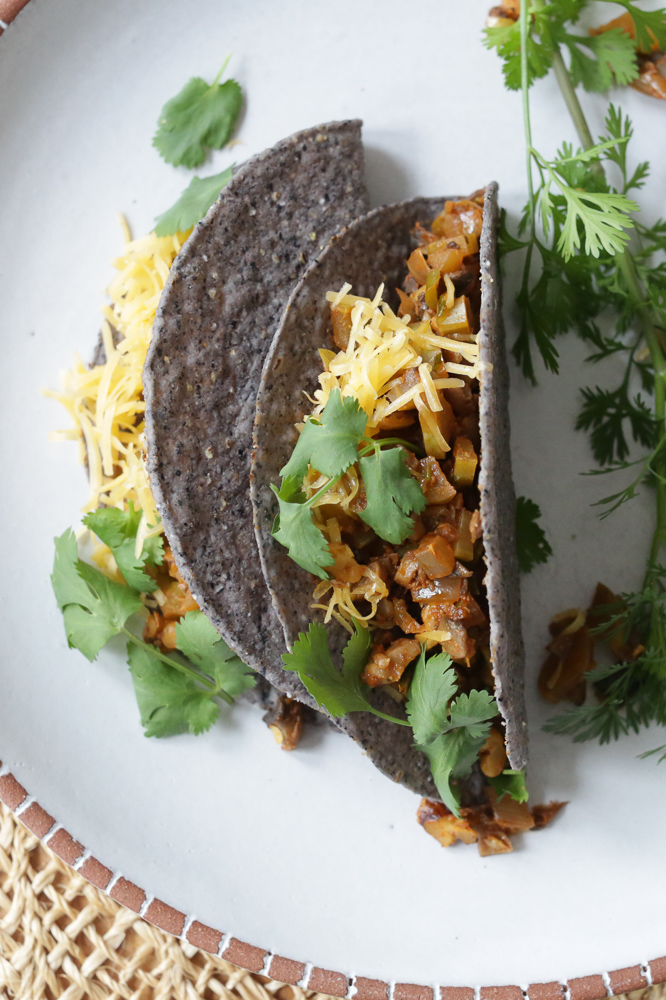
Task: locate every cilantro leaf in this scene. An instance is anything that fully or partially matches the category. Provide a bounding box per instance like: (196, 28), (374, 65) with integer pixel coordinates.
(128, 642), (219, 737)
(61, 603), (123, 662)
(407, 650), (498, 815)
(282, 622), (373, 718)
(271, 483), (334, 579)
(556, 184), (637, 260)
(52, 529), (96, 611)
(515, 496), (553, 573)
(576, 385), (656, 465)
(280, 390), (367, 481)
(406, 648), (457, 745)
(564, 29), (638, 93)
(448, 687), (499, 738)
(484, 18), (554, 91)
(153, 70), (242, 168)
(613, 2), (666, 53)
(154, 167), (234, 237)
(51, 531), (143, 661)
(84, 504), (164, 593)
(489, 769), (529, 804)
(175, 611), (255, 699)
(421, 729), (488, 814)
(358, 448), (426, 545)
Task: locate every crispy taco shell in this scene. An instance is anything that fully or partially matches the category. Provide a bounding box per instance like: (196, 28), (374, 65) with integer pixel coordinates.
(143, 120), (368, 708)
(251, 185), (527, 777)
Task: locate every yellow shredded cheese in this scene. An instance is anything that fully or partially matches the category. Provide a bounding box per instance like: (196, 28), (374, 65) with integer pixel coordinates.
(45, 220), (191, 553)
(306, 282), (480, 629)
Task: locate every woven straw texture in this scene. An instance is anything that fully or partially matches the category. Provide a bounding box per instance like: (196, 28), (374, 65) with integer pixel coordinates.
(1, 799), (664, 1000)
(0, 801), (334, 1000)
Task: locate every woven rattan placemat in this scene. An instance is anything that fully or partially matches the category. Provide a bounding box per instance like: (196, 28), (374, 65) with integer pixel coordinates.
(0, 799), (662, 1000)
(0, 801), (335, 1000)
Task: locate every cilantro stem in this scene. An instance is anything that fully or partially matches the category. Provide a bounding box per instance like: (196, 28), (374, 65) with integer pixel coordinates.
(367, 708), (411, 727)
(212, 54), (231, 88)
(120, 627), (234, 703)
(529, 2), (666, 640)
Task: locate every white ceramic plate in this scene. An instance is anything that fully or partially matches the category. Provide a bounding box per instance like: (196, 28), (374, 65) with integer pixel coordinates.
(1, 0), (666, 993)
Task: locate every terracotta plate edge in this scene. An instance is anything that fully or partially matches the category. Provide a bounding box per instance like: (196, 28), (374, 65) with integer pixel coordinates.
(0, 761), (661, 996)
(0, 4), (663, 996)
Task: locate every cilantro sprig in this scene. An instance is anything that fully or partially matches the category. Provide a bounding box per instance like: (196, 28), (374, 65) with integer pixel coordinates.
(153, 58), (242, 168)
(407, 649), (498, 813)
(52, 528), (254, 737)
(489, 0), (666, 753)
(272, 390), (427, 576)
(285, 628), (503, 815)
(515, 496), (552, 573)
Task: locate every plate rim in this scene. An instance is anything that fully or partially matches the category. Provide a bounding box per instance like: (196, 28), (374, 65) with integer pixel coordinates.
(0, 2), (662, 995)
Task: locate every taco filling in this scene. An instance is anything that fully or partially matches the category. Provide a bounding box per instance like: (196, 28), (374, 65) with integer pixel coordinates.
(269, 192), (537, 841)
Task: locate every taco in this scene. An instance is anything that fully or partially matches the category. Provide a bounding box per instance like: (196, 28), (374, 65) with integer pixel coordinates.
(143, 119), (368, 712)
(250, 185), (528, 813)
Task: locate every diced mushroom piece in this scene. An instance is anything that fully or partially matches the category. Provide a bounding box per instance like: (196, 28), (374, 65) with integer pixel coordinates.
(407, 247), (431, 284)
(531, 801), (567, 830)
(392, 597), (423, 634)
(538, 615), (596, 704)
(417, 798), (478, 847)
(633, 55), (666, 100)
(477, 829), (513, 856)
(490, 791), (535, 833)
(361, 638), (422, 687)
(159, 576), (200, 620)
(264, 696), (306, 751)
(415, 456), (457, 504)
(330, 302), (353, 350)
(425, 239), (470, 274)
(395, 550), (420, 589)
(328, 541), (365, 584)
(432, 199), (484, 240)
(451, 436), (478, 488)
(479, 727), (508, 778)
(414, 533), (456, 579)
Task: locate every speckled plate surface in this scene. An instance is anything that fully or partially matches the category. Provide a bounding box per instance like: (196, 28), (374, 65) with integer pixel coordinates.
(1, 0), (666, 994)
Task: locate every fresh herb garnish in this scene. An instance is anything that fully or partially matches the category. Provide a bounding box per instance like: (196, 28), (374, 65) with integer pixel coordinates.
(406, 648), (498, 813)
(285, 628), (500, 815)
(52, 528), (254, 737)
(153, 59), (242, 168)
(83, 503), (164, 593)
(489, 768), (530, 804)
(272, 389), (427, 574)
(488, 1), (666, 751)
(515, 495), (552, 573)
(283, 622), (410, 726)
(154, 167), (234, 237)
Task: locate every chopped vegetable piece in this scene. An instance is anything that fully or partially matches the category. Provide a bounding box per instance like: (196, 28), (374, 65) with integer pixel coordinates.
(433, 296), (472, 336)
(479, 727), (508, 777)
(451, 436), (478, 488)
(331, 302), (354, 350)
(453, 509), (475, 562)
(414, 534), (456, 579)
(407, 247), (430, 284)
(425, 269), (441, 310)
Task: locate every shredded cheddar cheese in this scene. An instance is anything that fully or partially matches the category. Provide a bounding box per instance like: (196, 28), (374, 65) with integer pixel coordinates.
(45, 220), (191, 554)
(303, 283), (479, 630)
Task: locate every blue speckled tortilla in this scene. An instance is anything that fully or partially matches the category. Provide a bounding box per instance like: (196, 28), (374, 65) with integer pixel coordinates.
(251, 186), (527, 774)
